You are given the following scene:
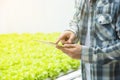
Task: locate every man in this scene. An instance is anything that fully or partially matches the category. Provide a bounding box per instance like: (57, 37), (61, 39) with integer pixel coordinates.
(56, 0), (120, 80)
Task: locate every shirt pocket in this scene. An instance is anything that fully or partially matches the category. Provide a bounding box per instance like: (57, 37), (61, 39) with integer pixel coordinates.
(95, 14), (116, 41)
(96, 14), (112, 25)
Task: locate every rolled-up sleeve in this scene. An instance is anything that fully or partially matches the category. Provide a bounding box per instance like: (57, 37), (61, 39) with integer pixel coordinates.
(65, 0), (83, 43)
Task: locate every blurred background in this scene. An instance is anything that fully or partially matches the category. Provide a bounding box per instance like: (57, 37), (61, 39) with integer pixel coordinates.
(0, 0), (75, 33)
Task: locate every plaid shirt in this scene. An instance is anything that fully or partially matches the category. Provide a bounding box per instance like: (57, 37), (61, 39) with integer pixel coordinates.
(67, 0), (120, 80)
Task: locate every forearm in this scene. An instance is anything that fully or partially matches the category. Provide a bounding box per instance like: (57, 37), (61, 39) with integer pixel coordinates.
(81, 40), (120, 65)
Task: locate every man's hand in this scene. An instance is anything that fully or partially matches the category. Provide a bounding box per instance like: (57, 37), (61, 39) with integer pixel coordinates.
(56, 44), (82, 59)
(56, 31), (76, 45)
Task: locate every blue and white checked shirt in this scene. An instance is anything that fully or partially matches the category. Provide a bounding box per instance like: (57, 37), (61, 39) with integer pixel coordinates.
(67, 0), (120, 80)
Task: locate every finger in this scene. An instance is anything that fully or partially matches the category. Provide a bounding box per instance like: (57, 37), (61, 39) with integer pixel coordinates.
(56, 45), (74, 54)
(68, 34), (75, 44)
(61, 48), (74, 58)
(56, 46), (71, 55)
(56, 44), (74, 49)
(55, 34), (66, 44)
(61, 39), (69, 45)
(63, 44), (76, 48)
(56, 44), (64, 49)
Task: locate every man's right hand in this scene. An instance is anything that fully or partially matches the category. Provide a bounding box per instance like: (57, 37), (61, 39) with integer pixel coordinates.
(56, 31), (76, 45)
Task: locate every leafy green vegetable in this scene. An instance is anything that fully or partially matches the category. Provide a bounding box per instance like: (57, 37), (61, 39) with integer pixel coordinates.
(0, 32), (80, 80)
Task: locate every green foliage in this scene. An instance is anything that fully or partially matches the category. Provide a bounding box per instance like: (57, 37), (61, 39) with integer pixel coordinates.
(0, 32), (80, 80)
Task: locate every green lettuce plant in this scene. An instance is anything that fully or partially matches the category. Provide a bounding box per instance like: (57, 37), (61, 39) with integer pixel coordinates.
(0, 33), (80, 80)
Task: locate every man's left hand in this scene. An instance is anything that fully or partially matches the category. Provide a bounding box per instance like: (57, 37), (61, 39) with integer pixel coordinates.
(56, 44), (82, 59)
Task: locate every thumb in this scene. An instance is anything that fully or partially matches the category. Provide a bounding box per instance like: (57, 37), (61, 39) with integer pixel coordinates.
(55, 35), (63, 44)
(56, 38), (61, 44)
